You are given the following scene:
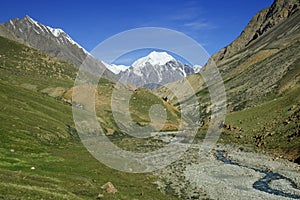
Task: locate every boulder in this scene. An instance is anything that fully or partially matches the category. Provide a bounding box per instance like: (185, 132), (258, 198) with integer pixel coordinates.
(101, 182), (118, 194)
(106, 128), (115, 136)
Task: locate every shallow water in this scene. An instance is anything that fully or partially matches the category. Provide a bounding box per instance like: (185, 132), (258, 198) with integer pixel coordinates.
(215, 150), (300, 199)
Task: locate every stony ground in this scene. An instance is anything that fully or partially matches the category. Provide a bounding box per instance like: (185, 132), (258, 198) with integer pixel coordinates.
(155, 143), (300, 200)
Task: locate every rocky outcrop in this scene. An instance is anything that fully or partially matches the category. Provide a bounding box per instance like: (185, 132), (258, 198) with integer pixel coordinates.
(210, 0), (300, 65)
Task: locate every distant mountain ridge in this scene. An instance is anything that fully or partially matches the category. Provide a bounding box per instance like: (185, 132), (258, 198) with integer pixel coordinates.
(0, 15), (87, 66)
(105, 51), (199, 90)
(0, 16), (202, 88)
(0, 15), (117, 81)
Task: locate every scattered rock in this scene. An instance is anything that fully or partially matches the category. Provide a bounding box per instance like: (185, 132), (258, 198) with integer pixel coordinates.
(101, 182), (118, 194)
(288, 105), (297, 111)
(222, 123), (242, 132)
(254, 135), (264, 147)
(97, 193), (104, 199)
(106, 128), (115, 136)
(267, 168), (273, 172)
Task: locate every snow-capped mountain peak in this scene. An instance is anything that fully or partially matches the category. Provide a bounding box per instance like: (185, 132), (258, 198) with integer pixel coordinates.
(23, 15), (63, 36)
(46, 26), (64, 37)
(109, 51), (197, 89)
(193, 65), (202, 73)
(103, 62), (128, 74)
(1, 15), (117, 81)
(20, 15), (89, 55)
(132, 51), (175, 68)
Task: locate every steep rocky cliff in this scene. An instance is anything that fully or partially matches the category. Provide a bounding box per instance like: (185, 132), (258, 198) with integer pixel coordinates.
(212, 0), (300, 65)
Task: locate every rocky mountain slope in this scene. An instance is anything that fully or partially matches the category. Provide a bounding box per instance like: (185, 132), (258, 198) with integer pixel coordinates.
(0, 16), (201, 88)
(106, 51), (196, 90)
(0, 15), (87, 65)
(0, 15), (117, 81)
(211, 0), (300, 65)
(156, 0), (300, 160)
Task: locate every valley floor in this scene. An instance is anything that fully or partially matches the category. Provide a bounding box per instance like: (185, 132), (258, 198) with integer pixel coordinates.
(155, 143), (300, 200)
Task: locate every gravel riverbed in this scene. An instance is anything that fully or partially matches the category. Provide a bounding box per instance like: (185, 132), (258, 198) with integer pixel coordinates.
(155, 144), (300, 199)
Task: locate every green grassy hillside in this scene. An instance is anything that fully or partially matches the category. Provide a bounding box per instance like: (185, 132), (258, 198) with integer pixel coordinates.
(0, 36), (181, 199)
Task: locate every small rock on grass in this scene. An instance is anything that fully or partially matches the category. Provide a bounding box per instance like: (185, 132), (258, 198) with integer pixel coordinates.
(101, 182), (118, 194)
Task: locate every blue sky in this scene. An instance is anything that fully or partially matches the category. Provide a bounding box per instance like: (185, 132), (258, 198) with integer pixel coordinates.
(1, 0), (273, 65)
